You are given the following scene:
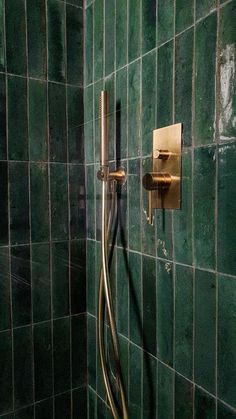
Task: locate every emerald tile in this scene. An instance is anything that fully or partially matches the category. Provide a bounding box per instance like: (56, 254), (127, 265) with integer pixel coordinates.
(87, 315), (96, 389)
(0, 331), (12, 414)
(116, 67), (127, 160)
(116, 0), (127, 69)
(84, 85), (94, 164)
(0, 162), (8, 245)
(0, 74), (6, 159)
(97, 398), (106, 419)
(194, 387), (216, 419)
(105, 74), (115, 160)
(156, 210), (173, 260)
(8, 76), (28, 161)
(217, 402), (236, 419)
(69, 165), (86, 239)
(73, 388), (87, 419)
(70, 240), (86, 314)
(0, 0), (5, 71)
(50, 163), (69, 240)
(143, 353), (157, 418)
(85, 4), (93, 85)
(34, 322), (53, 401)
(129, 251), (142, 346)
(88, 389), (96, 419)
(6, 0), (26, 75)
(175, 264), (193, 379)
(128, 60), (141, 157)
(94, 0), (103, 80)
(66, 5), (83, 85)
(27, 0), (46, 78)
(86, 165), (95, 239)
(142, 0), (156, 54)
(142, 158), (156, 255)
(87, 240), (96, 315)
(143, 255), (156, 355)
(94, 80), (103, 163)
(49, 83), (67, 162)
(14, 326), (33, 408)
(68, 0), (83, 5)
(116, 164), (128, 248)
(128, 159), (141, 251)
(157, 362), (174, 419)
(53, 318), (70, 394)
(175, 28), (193, 146)
(128, 0), (141, 61)
(156, 41), (173, 128)
(218, 275), (236, 407)
(29, 80), (48, 162)
(47, 0), (66, 82)
(119, 336), (129, 396)
(129, 344), (142, 418)
(194, 269), (216, 393)
(35, 399), (53, 419)
(0, 248), (10, 331)
(15, 407), (34, 419)
(195, 13), (217, 145)
(54, 392), (71, 419)
(175, 0), (193, 34)
(196, 0), (216, 19)
(95, 162), (101, 241)
(30, 163), (49, 242)
(157, 0), (174, 45)
(117, 247), (129, 337)
(175, 374), (193, 419)
(32, 243), (51, 323)
(52, 241), (69, 318)
(67, 86), (84, 163)
(142, 51), (156, 155)
(72, 315), (87, 387)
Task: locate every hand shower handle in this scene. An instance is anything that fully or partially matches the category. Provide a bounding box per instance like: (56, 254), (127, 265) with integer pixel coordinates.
(100, 90), (108, 167)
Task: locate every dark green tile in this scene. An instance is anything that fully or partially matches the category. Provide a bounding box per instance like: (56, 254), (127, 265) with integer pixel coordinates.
(143, 353), (157, 418)
(116, 67), (128, 160)
(157, 0), (174, 45)
(67, 86), (84, 163)
(175, 374), (193, 419)
(128, 60), (141, 158)
(143, 255), (156, 355)
(128, 0), (141, 61)
(84, 86), (94, 164)
(105, 0), (115, 76)
(128, 159), (141, 251)
(0, 74), (6, 159)
(69, 165), (86, 239)
(49, 83), (67, 162)
(87, 315), (96, 389)
(66, 5), (83, 85)
(86, 165), (95, 239)
(97, 398), (106, 419)
(27, 0), (46, 78)
(175, 264), (193, 379)
(156, 210), (173, 260)
(157, 362), (174, 419)
(0, 0), (5, 71)
(129, 344), (142, 418)
(195, 13), (217, 145)
(35, 399), (53, 419)
(194, 146), (216, 269)
(196, 0), (216, 19)
(14, 406), (34, 419)
(14, 326), (33, 408)
(129, 251), (142, 346)
(0, 162), (8, 245)
(32, 243), (51, 323)
(72, 314), (87, 387)
(69, 0), (82, 5)
(218, 275), (236, 407)
(105, 74), (115, 160)
(47, 0), (66, 82)
(116, 0), (127, 69)
(217, 402), (236, 419)
(50, 164), (69, 240)
(117, 247), (129, 337)
(94, 0), (103, 80)
(30, 163), (49, 242)
(29, 80), (48, 161)
(194, 387), (216, 419)
(194, 269), (216, 393)
(119, 335), (129, 397)
(70, 240), (86, 314)
(142, 0), (156, 53)
(53, 317), (70, 394)
(88, 389), (96, 419)
(73, 387), (87, 419)
(52, 241), (69, 318)
(85, 4), (93, 85)
(95, 163), (101, 240)
(142, 158), (156, 255)
(175, 28), (193, 146)
(87, 240), (96, 315)
(54, 392), (70, 419)
(8, 76), (28, 161)
(116, 164), (128, 248)
(11, 245), (31, 327)
(156, 41), (173, 128)
(6, 0), (26, 75)
(175, 0), (193, 33)
(142, 51), (156, 155)
(0, 331), (12, 414)
(0, 248), (10, 331)
(34, 321), (53, 401)
(94, 80), (102, 163)
(218, 143), (236, 275)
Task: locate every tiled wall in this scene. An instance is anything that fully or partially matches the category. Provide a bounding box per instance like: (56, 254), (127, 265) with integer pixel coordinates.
(85, 0), (236, 418)
(0, 0), (86, 418)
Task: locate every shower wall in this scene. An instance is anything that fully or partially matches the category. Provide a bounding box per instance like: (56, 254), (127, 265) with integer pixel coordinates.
(85, 0), (236, 418)
(0, 0), (86, 418)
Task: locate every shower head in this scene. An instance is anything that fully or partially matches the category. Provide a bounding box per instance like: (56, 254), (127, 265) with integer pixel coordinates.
(100, 90), (108, 167)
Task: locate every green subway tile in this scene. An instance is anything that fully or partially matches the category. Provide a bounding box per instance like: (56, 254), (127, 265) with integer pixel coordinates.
(173, 150), (192, 265)
(157, 0), (174, 45)
(0, 74), (6, 159)
(143, 255), (156, 355)
(70, 240), (86, 314)
(175, 0), (193, 34)
(116, 0), (127, 69)
(218, 143), (236, 275)
(49, 83), (67, 162)
(217, 402), (236, 419)
(194, 387), (216, 419)
(142, 51), (156, 155)
(175, 374), (193, 419)
(0, 0), (5, 71)
(72, 315), (87, 387)
(0, 162), (8, 245)
(67, 86), (84, 163)
(156, 41), (173, 128)
(14, 326), (33, 408)
(128, 0), (141, 61)
(50, 164), (69, 240)
(117, 247), (129, 337)
(117, 165), (128, 248)
(156, 260), (173, 366)
(68, 0), (83, 5)
(218, 275), (236, 407)
(8, 76), (28, 161)
(175, 28), (193, 146)
(29, 79), (48, 162)
(129, 252), (142, 346)
(142, 158), (156, 256)
(156, 210), (173, 260)
(27, 0), (46, 78)
(143, 353), (157, 418)
(30, 163), (49, 242)
(119, 336), (129, 397)
(53, 318), (70, 394)
(157, 362), (174, 419)
(88, 315), (96, 389)
(11, 245), (31, 327)
(97, 398), (106, 419)
(194, 146), (216, 269)
(175, 265), (193, 379)
(129, 344), (142, 418)
(52, 241), (69, 318)
(105, 74), (115, 160)
(73, 388), (87, 419)
(66, 5), (83, 85)
(0, 248), (10, 331)
(95, 162), (101, 241)
(32, 243), (51, 323)
(94, 80), (103, 163)
(35, 399), (53, 419)
(84, 85), (94, 163)
(86, 165), (95, 239)
(105, 0), (115, 76)
(85, 4), (93, 85)
(54, 392), (70, 419)
(34, 321), (53, 401)
(116, 67), (128, 160)
(142, 0), (156, 54)
(128, 60), (141, 158)
(94, 0), (103, 80)
(88, 389), (96, 419)
(15, 407), (34, 419)
(0, 331), (12, 415)
(47, 0), (66, 82)
(195, 13), (217, 145)
(128, 159), (141, 251)
(87, 240), (96, 315)
(194, 269), (216, 394)
(69, 165), (86, 239)
(6, 0), (26, 75)
(196, 0), (216, 19)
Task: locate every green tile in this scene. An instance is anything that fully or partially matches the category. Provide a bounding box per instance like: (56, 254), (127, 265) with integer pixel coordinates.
(156, 260), (173, 366)
(0, 248), (10, 331)
(117, 247), (129, 337)
(156, 210), (173, 260)
(87, 315), (96, 389)
(84, 85), (94, 164)
(175, 264), (193, 379)
(175, 28), (193, 146)
(142, 158), (156, 255)
(128, 159), (141, 251)
(73, 388), (87, 419)
(32, 243), (51, 323)
(94, 80), (103, 163)
(53, 317), (71, 394)
(30, 163), (49, 242)
(66, 5), (83, 85)
(128, 0), (141, 61)
(143, 255), (156, 355)
(97, 398), (106, 419)
(69, 165), (86, 239)
(105, 0), (115, 76)
(128, 60), (141, 158)
(52, 241), (69, 318)
(217, 402), (236, 419)
(129, 344), (142, 418)
(116, 67), (128, 160)
(70, 240), (86, 314)
(67, 86), (84, 163)
(88, 389), (96, 419)
(195, 13), (217, 145)
(47, 0), (66, 82)
(143, 353), (157, 418)
(0, 331), (12, 415)
(86, 165), (95, 239)
(8, 76), (28, 161)
(0, 74), (6, 159)
(50, 164), (69, 240)
(218, 275), (236, 407)
(29, 79), (48, 162)
(157, 0), (174, 45)
(54, 392), (71, 419)
(194, 387), (216, 419)
(87, 240), (96, 315)
(94, 0), (103, 80)
(175, 374), (193, 419)
(119, 335), (129, 397)
(14, 326), (33, 408)
(142, 51), (156, 155)
(35, 399), (53, 419)
(156, 41), (173, 128)
(49, 83), (67, 162)
(116, 165), (128, 248)
(27, 0), (46, 78)
(0, 0), (5, 71)
(116, 0), (127, 69)
(95, 162), (101, 241)
(129, 251), (142, 346)
(194, 269), (216, 394)
(14, 406), (34, 419)
(157, 362), (174, 419)
(85, 4), (93, 85)
(175, 0), (193, 33)
(34, 322), (53, 401)
(0, 162), (8, 245)
(218, 143), (236, 275)
(142, 0), (156, 54)
(105, 74), (115, 160)
(72, 315), (87, 387)
(196, 0), (216, 19)
(6, 0), (26, 75)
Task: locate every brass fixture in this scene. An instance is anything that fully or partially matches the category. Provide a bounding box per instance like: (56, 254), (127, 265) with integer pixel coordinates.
(143, 123), (182, 225)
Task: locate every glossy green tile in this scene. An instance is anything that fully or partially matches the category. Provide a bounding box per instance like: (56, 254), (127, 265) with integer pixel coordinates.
(14, 326), (33, 408)
(88, 389), (96, 419)
(32, 243), (50, 323)
(119, 336), (129, 397)
(97, 398), (106, 419)
(218, 143), (236, 275)
(86, 165), (95, 239)
(105, 0), (115, 76)
(129, 251), (142, 346)
(217, 402), (236, 419)
(129, 343), (142, 418)
(143, 255), (156, 355)
(47, 0), (66, 82)
(142, 51), (156, 155)
(156, 210), (173, 260)
(27, 0), (46, 78)
(156, 41), (173, 128)
(29, 79), (48, 162)
(105, 74), (115, 160)
(95, 162), (101, 241)
(0, 162), (8, 245)
(49, 83), (67, 162)
(35, 399), (53, 419)
(196, 0), (216, 19)
(0, 248), (10, 331)
(87, 240), (96, 315)
(218, 275), (236, 407)
(157, 362), (174, 419)
(117, 247), (129, 337)
(70, 240), (86, 314)
(6, 0), (26, 75)
(143, 353), (157, 418)
(69, 165), (86, 239)
(11, 245), (31, 327)
(85, 4), (93, 85)
(116, 67), (127, 160)
(50, 164), (69, 240)
(194, 269), (216, 394)
(175, 264), (193, 379)
(175, 374), (193, 419)
(116, 0), (127, 69)
(73, 387), (87, 419)
(128, 60), (141, 157)
(194, 387), (216, 419)
(8, 76), (28, 161)
(142, 158), (156, 255)
(156, 260), (173, 366)
(67, 5), (83, 85)
(128, 0), (141, 61)
(94, 0), (103, 81)
(88, 315), (96, 389)
(0, 331), (12, 415)
(14, 406), (34, 419)
(84, 85), (94, 164)
(0, 74), (6, 159)
(52, 241), (69, 318)
(54, 392), (70, 419)
(94, 80), (103, 163)
(128, 159), (141, 251)
(175, 0), (193, 33)
(157, 0), (174, 45)
(175, 28), (193, 146)
(142, 0), (156, 54)
(67, 86), (84, 163)
(34, 321), (53, 401)
(72, 314), (87, 387)
(0, 0), (5, 71)
(116, 164), (128, 248)
(53, 318), (70, 394)
(195, 13), (217, 145)
(30, 163), (49, 242)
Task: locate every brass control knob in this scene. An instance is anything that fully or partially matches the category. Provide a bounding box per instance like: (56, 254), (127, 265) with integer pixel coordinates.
(142, 172), (172, 191)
